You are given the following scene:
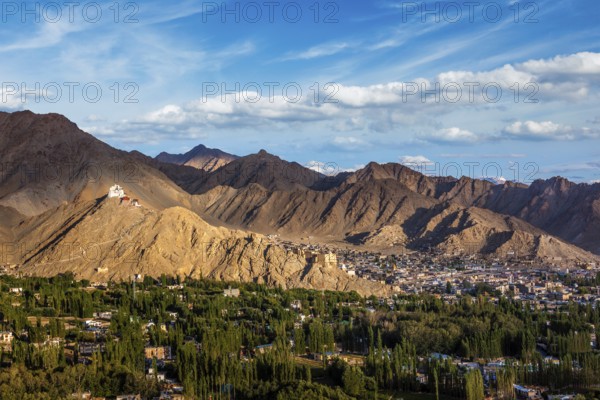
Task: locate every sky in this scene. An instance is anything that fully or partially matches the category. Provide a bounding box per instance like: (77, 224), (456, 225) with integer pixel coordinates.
(1, 0), (599, 183)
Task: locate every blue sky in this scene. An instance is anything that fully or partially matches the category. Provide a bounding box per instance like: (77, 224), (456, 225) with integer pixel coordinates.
(1, 0), (599, 183)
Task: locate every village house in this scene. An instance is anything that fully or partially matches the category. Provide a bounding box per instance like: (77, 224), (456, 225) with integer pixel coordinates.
(254, 343), (274, 354)
(33, 336), (62, 348)
(69, 392), (96, 399)
(93, 311), (113, 320)
(146, 367), (167, 382)
(290, 299), (302, 310)
(223, 286), (240, 298)
(312, 351), (340, 363)
(0, 331), (14, 351)
(144, 346), (172, 361)
(514, 384), (540, 399)
(78, 342), (106, 356)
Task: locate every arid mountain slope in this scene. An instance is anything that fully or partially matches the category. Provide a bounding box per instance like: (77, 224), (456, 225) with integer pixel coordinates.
(155, 144), (238, 172)
(0, 206), (23, 245)
(174, 150), (325, 194)
(398, 202), (593, 260)
(343, 164), (600, 254)
(475, 177), (600, 255)
(178, 155), (599, 256)
(193, 175), (597, 261)
(14, 197), (388, 295)
(0, 111), (192, 216)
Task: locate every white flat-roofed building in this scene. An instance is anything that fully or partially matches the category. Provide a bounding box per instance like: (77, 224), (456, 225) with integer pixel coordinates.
(108, 184), (125, 198)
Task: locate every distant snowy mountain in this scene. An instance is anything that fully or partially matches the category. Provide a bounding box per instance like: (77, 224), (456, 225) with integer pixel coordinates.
(481, 176), (507, 185)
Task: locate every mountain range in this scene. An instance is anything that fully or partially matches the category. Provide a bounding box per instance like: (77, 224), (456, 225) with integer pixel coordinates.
(0, 111), (598, 294)
(155, 144), (238, 172)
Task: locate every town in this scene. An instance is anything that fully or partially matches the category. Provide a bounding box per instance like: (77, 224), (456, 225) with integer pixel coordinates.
(273, 237), (600, 308)
(0, 266), (599, 399)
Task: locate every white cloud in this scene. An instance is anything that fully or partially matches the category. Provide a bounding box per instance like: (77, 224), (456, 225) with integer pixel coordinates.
(81, 125), (116, 137)
(518, 52), (600, 76)
(399, 155), (433, 165)
(502, 120), (599, 141)
(334, 82), (417, 107)
(505, 120), (566, 135)
(421, 127), (480, 143)
(94, 51), (600, 144)
(0, 89), (24, 110)
(435, 52), (600, 102)
(437, 64), (533, 89)
(145, 105), (188, 124)
(326, 52), (600, 111)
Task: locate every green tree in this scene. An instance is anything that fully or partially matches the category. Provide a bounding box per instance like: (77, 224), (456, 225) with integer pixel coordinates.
(342, 366), (365, 397)
(465, 369), (484, 400)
